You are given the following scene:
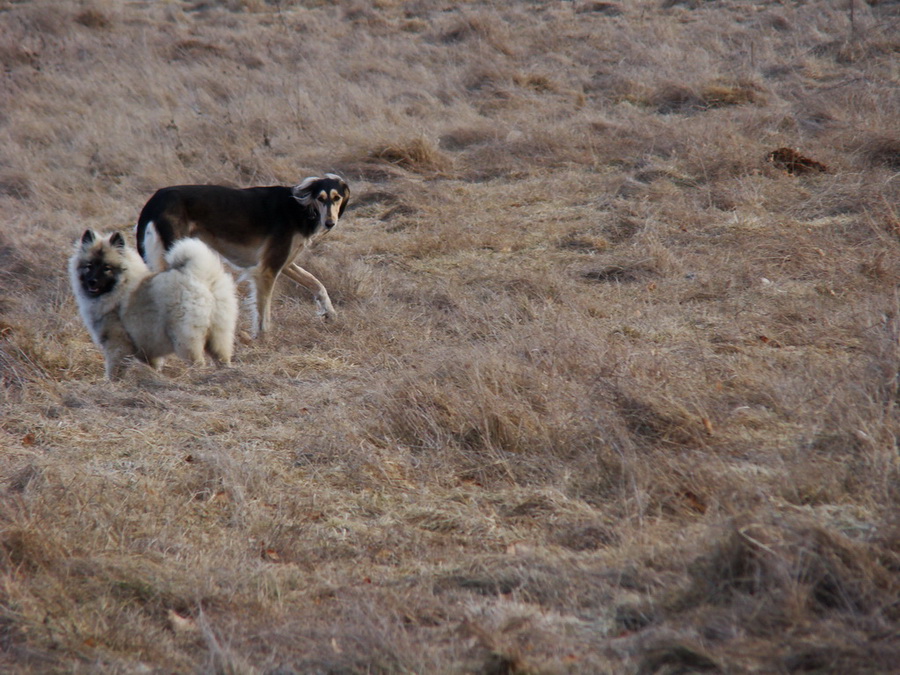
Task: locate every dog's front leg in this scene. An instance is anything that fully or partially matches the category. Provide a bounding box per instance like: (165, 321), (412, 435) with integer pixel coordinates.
(102, 320), (136, 380)
(103, 343), (133, 380)
(104, 356), (126, 381)
(283, 264), (336, 319)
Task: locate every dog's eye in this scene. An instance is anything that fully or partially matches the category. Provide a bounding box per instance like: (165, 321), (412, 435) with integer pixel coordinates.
(103, 265), (113, 273)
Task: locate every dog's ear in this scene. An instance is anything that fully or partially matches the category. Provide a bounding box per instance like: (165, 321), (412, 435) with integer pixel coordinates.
(337, 177), (350, 218)
(292, 177), (318, 205)
(80, 229), (96, 247)
(109, 232), (125, 249)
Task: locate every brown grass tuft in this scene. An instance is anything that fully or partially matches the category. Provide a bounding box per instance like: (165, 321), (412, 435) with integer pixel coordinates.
(651, 512), (900, 670)
(652, 81), (763, 114)
(436, 12), (515, 56)
(363, 136), (449, 174)
(343, 137), (454, 183)
(858, 135), (900, 169)
(74, 8), (111, 30)
(683, 514), (895, 614)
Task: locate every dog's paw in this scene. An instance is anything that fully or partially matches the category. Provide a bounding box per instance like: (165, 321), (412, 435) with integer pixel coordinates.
(315, 297), (337, 320)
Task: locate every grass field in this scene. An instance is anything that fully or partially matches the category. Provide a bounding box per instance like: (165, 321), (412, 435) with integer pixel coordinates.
(1, 0), (899, 672)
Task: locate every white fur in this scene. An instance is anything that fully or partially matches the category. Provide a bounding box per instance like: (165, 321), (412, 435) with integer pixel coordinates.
(70, 227), (238, 380)
(141, 219), (168, 272)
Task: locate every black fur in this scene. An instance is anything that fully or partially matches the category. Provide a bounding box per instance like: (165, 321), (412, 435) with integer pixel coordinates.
(136, 186), (309, 259)
(135, 178), (349, 261)
(77, 230), (122, 297)
(133, 175), (350, 334)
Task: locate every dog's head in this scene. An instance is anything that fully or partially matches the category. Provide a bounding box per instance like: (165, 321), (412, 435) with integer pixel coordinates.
(74, 229), (126, 297)
(292, 174), (350, 233)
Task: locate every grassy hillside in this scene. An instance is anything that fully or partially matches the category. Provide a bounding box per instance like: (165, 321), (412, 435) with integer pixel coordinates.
(1, 0), (898, 672)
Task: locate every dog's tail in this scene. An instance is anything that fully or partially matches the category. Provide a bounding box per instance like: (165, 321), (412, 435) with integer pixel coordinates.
(166, 239), (238, 344)
(141, 221), (169, 273)
(165, 238), (230, 287)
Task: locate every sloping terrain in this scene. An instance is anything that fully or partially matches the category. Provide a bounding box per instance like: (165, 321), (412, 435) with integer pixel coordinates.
(1, 1), (898, 672)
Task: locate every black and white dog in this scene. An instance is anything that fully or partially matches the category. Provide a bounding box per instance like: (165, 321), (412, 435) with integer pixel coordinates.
(135, 174), (349, 336)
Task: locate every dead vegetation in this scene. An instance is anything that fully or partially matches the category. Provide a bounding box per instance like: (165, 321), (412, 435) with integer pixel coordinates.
(1, 0), (899, 673)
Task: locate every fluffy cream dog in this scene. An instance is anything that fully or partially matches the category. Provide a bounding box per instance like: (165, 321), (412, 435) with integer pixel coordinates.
(69, 226), (238, 380)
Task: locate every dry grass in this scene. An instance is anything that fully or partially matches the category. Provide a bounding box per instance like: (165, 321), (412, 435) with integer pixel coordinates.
(1, 0), (899, 673)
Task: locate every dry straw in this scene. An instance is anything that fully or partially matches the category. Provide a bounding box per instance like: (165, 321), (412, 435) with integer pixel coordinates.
(1, 0), (898, 672)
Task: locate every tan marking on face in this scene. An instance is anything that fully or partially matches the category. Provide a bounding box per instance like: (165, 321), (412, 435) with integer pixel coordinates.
(313, 189), (342, 226)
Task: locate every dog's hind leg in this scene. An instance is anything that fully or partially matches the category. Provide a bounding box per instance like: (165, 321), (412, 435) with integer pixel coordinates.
(206, 281), (237, 366)
(205, 323), (233, 367)
(170, 330), (207, 367)
(283, 263), (336, 319)
(178, 343), (206, 367)
(206, 336), (232, 367)
(249, 266), (278, 336)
